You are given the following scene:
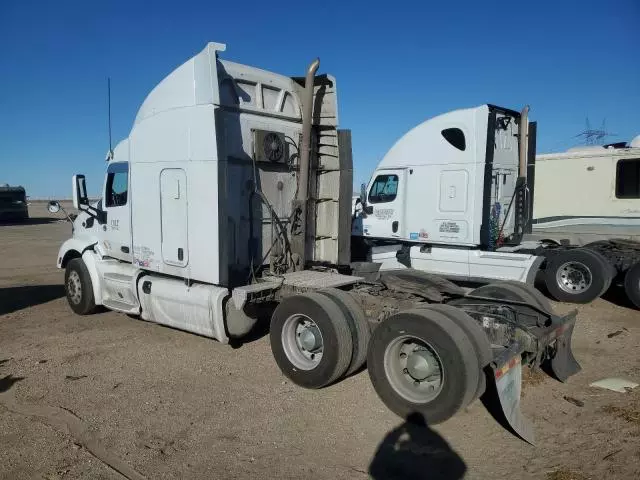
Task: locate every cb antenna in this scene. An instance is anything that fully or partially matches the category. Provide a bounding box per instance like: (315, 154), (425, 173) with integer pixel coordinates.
(107, 77), (113, 161)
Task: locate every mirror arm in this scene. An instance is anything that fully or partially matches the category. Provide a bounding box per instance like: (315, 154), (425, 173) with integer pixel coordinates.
(57, 204), (75, 224)
(75, 199), (106, 225)
(358, 182), (373, 216)
(82, 205), (106, 224)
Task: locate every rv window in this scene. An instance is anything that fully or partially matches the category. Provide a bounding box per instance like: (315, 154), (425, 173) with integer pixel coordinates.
(368, 174), (399, 203)
(105, 163), (129, 207)
(441, 128), (466, 151)
(615, 158), (640, 199)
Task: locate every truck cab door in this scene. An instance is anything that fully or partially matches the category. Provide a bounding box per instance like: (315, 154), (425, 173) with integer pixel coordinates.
(101, 162), (132, 262)
(363, 169), (406, 239)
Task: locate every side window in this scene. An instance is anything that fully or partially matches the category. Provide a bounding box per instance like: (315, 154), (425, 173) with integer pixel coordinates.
(616, 158), (640, 199)
(441, 128), (466, 151)
(368, 174), (399, 203)
(105, 163), (129, 207)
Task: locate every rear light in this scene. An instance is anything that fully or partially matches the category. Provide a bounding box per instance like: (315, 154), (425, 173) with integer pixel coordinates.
(495, 355), (521, 379)
(548, 322), (570, 342)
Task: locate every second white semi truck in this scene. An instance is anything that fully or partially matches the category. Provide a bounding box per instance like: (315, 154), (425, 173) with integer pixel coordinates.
(352, 108), (640, 308)
(49, 42), (581, 443)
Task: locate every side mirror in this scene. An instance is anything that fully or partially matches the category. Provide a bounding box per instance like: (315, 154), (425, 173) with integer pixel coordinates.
(358, 183), (374, 214)
(47, 201), (61, 214)
(47, 199), (74, 228)
(72, 174), (89, 210)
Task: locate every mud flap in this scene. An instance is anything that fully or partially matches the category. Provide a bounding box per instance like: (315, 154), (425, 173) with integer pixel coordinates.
(491, 351), (535, 445)
(548, 323), (581, 382)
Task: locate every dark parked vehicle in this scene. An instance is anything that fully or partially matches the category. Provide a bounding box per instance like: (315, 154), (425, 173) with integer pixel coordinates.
(0, 184), (29, 222)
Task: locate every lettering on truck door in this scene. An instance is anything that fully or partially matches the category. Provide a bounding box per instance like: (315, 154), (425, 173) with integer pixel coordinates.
(102, 162), (132, 262)
(364, 170), (406, 239)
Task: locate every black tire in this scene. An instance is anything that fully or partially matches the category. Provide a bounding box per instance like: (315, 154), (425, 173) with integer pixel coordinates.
(318, 288), (371, 377)
(367, 309), (479, 424)
(467, 281), (554, 314)
(64, 258), (97, 315)
(624, 262), (640, 309)
(586, 249), (616, 295)
(270, 292), (353, 389)
(418, 304), (491, 404)
(584, 241), (624, 277)
(544, 249), (611, 303)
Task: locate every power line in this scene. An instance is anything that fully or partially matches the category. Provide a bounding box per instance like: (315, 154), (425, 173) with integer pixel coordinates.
(574, 117), (616, 145)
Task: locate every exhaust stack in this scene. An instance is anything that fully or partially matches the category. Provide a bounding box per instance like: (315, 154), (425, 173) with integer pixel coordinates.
(288, 58), (320, 271)
(518, 105), (529, 178)
(298, 58), (320, 201)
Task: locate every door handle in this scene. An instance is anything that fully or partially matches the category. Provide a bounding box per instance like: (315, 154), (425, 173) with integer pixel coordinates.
(178, 248), (184, 261)
(121, 246), (130, 254)
(392, 221), (399, 233)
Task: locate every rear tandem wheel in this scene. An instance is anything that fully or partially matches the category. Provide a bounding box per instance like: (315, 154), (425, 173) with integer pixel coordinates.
(318, 288), (371, 377)
(367, 309), (480, 424)
(543, 249), (612, 303)
(417, 304), (492, 404)
(269, 292), (353, 389)
(624, 262), (640, 309)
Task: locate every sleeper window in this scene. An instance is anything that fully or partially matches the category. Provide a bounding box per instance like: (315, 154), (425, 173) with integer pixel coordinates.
(441, 128), (466, 151)
(368, 174), (399, 203)
(616, 158), (640, 199)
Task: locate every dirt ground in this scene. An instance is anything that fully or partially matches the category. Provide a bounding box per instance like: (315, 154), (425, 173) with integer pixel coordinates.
(1, 203), (639, 480)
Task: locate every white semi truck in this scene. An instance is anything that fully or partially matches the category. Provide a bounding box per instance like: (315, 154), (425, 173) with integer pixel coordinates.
(352, 108), (640, 308)
(49, 42), (581, 443)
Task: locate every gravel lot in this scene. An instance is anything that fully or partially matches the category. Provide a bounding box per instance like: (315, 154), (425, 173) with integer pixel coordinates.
(1, 203), (639, 480)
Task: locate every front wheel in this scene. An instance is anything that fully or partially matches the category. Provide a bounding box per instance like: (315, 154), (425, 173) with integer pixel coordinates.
(64, 258), (97, 315)
(367, 309), (479, 424)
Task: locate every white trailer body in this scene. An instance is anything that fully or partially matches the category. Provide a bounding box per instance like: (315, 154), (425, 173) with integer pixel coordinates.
(531, 143), (640, 245)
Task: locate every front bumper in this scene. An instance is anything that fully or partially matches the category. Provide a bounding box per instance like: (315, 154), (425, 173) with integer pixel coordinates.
(0, 207), (29, 221)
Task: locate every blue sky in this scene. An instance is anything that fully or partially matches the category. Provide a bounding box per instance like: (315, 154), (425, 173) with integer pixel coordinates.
(1, 0), (638, 198)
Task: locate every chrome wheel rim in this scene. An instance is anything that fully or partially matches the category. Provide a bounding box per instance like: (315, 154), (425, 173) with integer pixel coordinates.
(556, 261), (592, 294)
(281, 314), (323, 370)
(384, 335), (444, 404)
(67, 270), (82, 305)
